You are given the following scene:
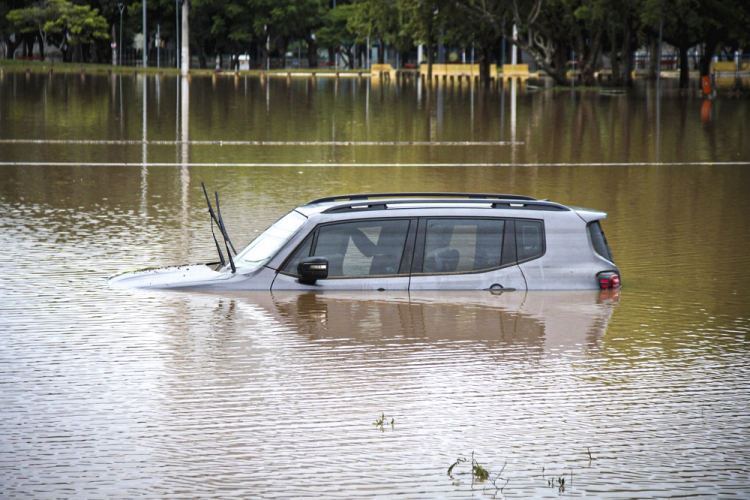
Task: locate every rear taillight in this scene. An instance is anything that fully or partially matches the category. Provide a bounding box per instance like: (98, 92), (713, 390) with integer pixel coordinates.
(598, 272), (621, 289)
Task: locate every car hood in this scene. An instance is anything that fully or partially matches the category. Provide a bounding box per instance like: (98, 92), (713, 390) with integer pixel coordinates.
(108, 264), (230, 289)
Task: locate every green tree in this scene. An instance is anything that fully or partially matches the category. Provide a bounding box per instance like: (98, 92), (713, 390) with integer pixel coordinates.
(6, 1), (52, 59)
(458, 0), (571, 85)
(8, 0), (108, 62)
(0, 1), (18, 58)
(398, 0), (453, 80)
(576, 0), (642, 86)
(189, 0), (325, 70)
(348, 0), (401, 65)
(448, 0), (505, 83)
(316, 2), (358, 68)
(642, 0), (702, 88)
(459, 0), (641, 86)
(268, 0), (326, 67)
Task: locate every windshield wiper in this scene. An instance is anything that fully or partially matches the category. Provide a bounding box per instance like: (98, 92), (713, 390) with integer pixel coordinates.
(201, 182), (237, 273)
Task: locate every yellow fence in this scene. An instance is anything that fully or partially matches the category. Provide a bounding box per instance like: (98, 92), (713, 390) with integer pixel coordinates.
(711, 61), (750, 72)
(712, 62), (736, 74)
(419, 63), (497, 79)
(371, 63), (396, 79)
(501, 64), (530, 81)
(711, 61), (750, 90)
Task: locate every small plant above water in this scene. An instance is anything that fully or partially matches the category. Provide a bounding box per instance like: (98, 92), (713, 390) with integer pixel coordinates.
(373, 412), (394, 431)
(472, 461), (490, 481)
(542, 468), (571, 494)
(447, 452), (508, 493)
(547, 475), (565, 492)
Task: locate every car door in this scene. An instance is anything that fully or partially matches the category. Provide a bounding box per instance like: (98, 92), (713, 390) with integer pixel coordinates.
(408, 217), (527, 291)
(271, 218), (414, 291)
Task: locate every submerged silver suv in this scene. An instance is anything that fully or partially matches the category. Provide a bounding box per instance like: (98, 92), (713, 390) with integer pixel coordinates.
(109, 190), (621, 291)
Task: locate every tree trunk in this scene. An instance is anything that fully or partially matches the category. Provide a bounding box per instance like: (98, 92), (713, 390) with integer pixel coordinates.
(578, 27), (602, 86)
(426, 35), (434, 82)
(261, 46), (269, 70)
(378, 39), (385, 64)
(306, 34), (318, 68)
(71, 43), (83, 63)
(22, 36), (32, 58)
(3, 33), (21, 59)
(400, 50), (409, 68)
(575, 32), (587, 84)
(478, 44), (491, 85)
(678, 44), (690, 88)
(647, 33), (659, 81)
(610, 27), (621, 86)
(198, 47), (207, 69)
(493, 38), (503, 67)
(278, 36), (287, 69)
(508, 31), (568, 86)
(342, 45), (353, 68)
(99, 41), (109, 63)
(58, 41), (69, 62)
(553, 42), (568, 85)
(699, 38), (719, 76)
(36, 33), (45, 60)
(621, 25), (633, 86)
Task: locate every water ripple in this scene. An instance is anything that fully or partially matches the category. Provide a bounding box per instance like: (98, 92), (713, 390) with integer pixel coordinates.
(2, 162), (750, 498)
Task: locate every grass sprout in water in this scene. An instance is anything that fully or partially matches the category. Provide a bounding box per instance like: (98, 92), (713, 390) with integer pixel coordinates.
(548, 475), (566, 493)
(373, 412), (394, 431)
(542, 466), (573, 494)
(448, 452), (509, 494)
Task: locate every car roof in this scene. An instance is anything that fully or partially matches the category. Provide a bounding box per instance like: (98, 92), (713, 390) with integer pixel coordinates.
(294, 192), (606, 221)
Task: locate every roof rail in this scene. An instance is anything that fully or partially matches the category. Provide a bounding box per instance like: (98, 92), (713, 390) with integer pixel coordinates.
(320, 198), (569, 214)
(306, 192), (537, 205)
(491, 200), (568, 211)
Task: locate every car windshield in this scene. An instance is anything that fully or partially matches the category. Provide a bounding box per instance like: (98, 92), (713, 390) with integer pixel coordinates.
(235, 210), (307, 271)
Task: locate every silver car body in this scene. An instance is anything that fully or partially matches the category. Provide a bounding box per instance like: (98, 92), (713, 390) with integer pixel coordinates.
(109, 193), (619, 291)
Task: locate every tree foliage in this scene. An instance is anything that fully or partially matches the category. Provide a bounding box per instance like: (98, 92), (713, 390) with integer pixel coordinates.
(7, 0), (108, 61)
(3, 0), (748, 86)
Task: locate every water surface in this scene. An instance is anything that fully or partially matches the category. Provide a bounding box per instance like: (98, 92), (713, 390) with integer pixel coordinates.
(1, 72), (749, 498)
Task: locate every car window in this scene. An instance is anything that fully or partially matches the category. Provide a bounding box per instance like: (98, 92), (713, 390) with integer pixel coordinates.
(285, 219), (411, 277)
(281, 234), (314, 275)
(421, 219), (505, 274)
(516, 219), (544, 262)
(588, 220), (615, 262)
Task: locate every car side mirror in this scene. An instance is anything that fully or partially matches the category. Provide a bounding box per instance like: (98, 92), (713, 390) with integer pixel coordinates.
(298, 257), (329, 285)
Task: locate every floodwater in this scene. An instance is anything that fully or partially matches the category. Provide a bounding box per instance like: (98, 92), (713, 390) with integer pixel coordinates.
(1, 71), (749, 498)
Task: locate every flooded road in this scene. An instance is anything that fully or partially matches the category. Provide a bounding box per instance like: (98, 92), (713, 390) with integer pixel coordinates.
(1, 72), (749, 498)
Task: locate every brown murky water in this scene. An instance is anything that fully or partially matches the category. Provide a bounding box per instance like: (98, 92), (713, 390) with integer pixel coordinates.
(1, 72), (749, 498)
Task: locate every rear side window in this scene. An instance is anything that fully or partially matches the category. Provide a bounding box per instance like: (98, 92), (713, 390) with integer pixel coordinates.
(516, 219), (544, 262)
(421, 218), (505, 274)
(588, 221), (615, 262)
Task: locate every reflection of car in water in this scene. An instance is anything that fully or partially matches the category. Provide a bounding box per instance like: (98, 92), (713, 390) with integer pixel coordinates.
(109, 190), (621, 291)
(180, 290), (620, 354)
